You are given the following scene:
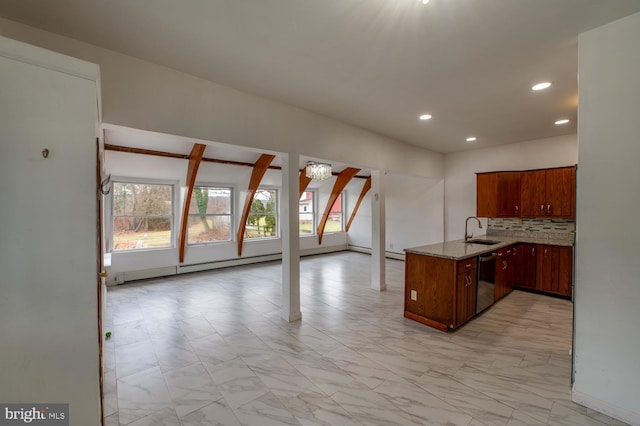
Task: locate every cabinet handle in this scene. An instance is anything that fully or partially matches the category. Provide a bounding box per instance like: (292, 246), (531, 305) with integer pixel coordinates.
(547, 204), (551, 214)
(513, 248), (517, 255)
(466, 263), (471, 268)
(515, 205), (519, 214)
(502, 260), (508, 270)
(540, 204), (544, 212)
(545, 249), (548, 255)
(532, 247), (535, 255)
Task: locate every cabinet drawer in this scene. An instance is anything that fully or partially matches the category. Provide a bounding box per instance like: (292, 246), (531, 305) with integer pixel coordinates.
(457, 258), (477, 274)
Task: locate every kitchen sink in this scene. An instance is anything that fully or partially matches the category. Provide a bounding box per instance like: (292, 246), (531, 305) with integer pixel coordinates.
(465, 239), (501, 245)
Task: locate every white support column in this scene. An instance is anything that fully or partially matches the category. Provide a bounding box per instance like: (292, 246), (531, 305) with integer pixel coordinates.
(281, 152), (302, 322)
(371, 169), (387, 291)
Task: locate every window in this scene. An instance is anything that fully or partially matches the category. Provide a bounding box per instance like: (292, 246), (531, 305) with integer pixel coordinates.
(325, 192), (344, 233)
(245, 189), (277, 239)
(112, 182), (173, 251)
(187, 186), (232, 244)
(299, 190), (315, 235)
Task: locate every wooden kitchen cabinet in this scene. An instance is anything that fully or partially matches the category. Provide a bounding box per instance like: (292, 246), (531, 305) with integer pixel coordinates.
(521, 167), (575, 218)
(456, 259), (477, 327)
(476, 172), (521, 218)
(536, 244), (573, 297)
(404, 253), (477, 331)
(495, 246), (516, 300)
(516, 244), (537, 290)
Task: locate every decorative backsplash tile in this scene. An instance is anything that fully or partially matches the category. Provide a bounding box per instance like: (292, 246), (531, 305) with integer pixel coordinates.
(487, 218), (575, 242)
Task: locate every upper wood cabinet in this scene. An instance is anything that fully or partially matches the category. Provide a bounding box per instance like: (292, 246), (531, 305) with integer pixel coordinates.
(477, 166), (575, 219)
(476, 172), (521, 218)
(521, 167), (575, 218)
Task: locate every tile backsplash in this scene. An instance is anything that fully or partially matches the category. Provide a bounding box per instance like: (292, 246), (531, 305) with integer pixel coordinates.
(487, 218), (575, 242)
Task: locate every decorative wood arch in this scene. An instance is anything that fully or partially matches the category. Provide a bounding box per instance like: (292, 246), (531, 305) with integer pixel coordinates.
(299, 166), (312, 199)
(236, 154), (276, 256)
(345, 176), (372, 232)
(317, 167), (361, 244)
(179, 143), (207, 263)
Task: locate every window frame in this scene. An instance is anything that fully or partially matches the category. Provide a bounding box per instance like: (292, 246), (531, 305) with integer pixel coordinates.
(186, 183), (235, 246)
(299, 189), (317, 236)
(325, 190), (345, 234)
(244, 187), (279, 240)
(108, 177), (178, 253)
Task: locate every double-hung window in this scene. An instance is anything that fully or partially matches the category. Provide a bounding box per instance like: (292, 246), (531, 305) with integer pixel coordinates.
(299, 190), (315, 235)
(187, 186), (233, 244)
(112, 181), (174, 251)
(325, 191), (344, 233)
(245, 188), (278, 239)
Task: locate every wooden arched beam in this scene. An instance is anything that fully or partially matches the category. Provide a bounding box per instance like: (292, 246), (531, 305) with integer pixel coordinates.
(236, 153), (276, 256)
(179, 143), (207, 263)
(345, 176), (372, 232)
(299, 166), (312, 199)
(317, 167), (361, 244)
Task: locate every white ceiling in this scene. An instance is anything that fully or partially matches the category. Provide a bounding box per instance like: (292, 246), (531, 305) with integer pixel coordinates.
(2, 0), (640, 153)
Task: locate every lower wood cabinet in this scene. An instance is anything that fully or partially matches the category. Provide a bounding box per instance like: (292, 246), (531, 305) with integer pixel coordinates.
(456, 259), (477, 327)
(517, 243), (537, 289)
(495, 246), (516, 300)
(404, 253), (477, 332)
(536, 244), (573, 297)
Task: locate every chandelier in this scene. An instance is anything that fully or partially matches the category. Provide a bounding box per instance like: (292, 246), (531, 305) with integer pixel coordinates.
(305, 161), (332, 181)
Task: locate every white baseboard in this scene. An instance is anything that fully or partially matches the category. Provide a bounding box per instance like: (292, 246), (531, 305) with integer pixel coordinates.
(113, 246), (349, 284)
(348, 245), (405, 260)
(572, 389), (639, 425)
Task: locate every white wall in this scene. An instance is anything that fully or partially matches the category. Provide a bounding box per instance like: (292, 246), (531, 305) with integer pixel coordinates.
(443, 135), (577, 240)
(0, 17), (443, 180)
(347, 173), (445, 254)
(0, 36), (100, 425)
(573, 12), (640, 425)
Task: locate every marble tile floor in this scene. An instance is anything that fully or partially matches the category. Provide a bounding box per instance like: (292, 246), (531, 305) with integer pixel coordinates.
(103, 251), (627, 426)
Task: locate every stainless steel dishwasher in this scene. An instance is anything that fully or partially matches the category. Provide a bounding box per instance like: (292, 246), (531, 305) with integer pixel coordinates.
(477, 252), (497, 313)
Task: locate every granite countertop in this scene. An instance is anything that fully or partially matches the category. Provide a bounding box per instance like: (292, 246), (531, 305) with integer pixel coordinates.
(404, 234), (573, 261)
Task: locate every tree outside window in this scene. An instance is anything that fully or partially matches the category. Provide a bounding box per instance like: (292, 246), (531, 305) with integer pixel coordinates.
(187, 186), (232, 244)
(245, 189), (277, 239)
(112, 182), (173, 250)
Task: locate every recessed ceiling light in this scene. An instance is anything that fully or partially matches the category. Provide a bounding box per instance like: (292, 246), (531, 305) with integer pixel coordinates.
(555, 119), (570, 125)
(421, 0), (430, 4)
(419, 114), (432, 121)
(531, 82), (552, 91)
(466, 137), (477, 142)
(532, 81), (552, 91)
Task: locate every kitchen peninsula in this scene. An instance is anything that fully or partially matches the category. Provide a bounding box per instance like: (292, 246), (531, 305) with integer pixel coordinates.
(404, 234), (573, 332)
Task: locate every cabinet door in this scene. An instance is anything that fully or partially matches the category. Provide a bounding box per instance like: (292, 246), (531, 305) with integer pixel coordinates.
(546, 167), (576, 218)
(456, 260), (477, 327)
(497, 172), (521, 217)
(517, 244), (537, 289)
(536, 245), (573, 296)
(477, 173), (498, 217)
(495, 248), (513, 300)
(521, 170), (546, 217)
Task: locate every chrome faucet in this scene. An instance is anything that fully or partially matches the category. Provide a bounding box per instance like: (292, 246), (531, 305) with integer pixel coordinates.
(465, 216), (482, 241)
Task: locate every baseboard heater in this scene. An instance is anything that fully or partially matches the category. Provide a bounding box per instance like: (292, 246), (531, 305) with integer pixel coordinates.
(113, 244), (349, 284)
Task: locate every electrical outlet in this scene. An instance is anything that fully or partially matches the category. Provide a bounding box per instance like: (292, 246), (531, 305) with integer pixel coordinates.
(410, 290), (417, 301)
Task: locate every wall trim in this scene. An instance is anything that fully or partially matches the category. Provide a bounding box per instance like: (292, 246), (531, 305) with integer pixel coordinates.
(572, 389), (639, 425)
